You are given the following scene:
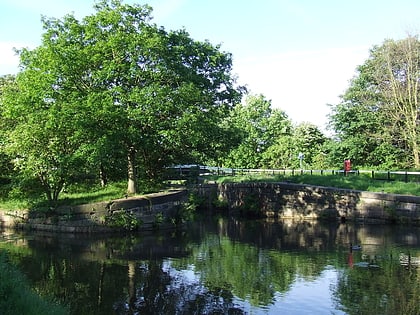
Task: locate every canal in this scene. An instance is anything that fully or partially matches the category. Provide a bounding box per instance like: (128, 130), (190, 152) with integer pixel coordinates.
(1, 217), (419, 314)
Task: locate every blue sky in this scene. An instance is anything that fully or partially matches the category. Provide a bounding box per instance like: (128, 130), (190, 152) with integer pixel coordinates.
(1, 0), (419, 130)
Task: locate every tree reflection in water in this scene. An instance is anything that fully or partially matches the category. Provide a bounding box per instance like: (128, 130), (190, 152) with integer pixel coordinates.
(113, 259), (244, 314)
(0, 218), (419, 315)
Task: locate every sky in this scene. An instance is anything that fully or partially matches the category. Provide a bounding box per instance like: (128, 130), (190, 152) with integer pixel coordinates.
(1, 0), (419, 131)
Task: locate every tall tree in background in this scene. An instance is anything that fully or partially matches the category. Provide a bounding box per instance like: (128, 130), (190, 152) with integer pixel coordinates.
(329, 35), (419, 169)
(292, 122), (327, 169)
(0, 75), (17, 181)
(223, 94), (291, 168)
(261, 122), (327, 169)
(373, 35), (420, 168)
(1, 0), (242, 202)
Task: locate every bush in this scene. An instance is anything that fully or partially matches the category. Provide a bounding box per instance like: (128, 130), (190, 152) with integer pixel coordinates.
(104, 210), (141, 231)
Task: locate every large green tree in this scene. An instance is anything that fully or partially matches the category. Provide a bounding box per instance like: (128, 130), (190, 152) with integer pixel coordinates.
(1, 0), (242, 202)
(329, 35), (419, 169)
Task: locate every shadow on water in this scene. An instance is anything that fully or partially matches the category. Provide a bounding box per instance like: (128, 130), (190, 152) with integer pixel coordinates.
(1, 218), (420, 315)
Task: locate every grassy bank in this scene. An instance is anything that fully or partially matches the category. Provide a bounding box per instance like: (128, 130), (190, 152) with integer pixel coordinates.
(0, 180), (165, 211)
(0, 181), (128, 211)
(0, 252), (69, 315)
(210, 173), (420, 196)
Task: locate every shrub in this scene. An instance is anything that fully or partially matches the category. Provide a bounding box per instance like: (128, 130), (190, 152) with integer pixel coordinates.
(104, 210), (141, 231)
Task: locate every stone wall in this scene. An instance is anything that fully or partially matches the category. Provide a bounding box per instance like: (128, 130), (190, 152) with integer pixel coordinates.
(0, 189), (188, 232)
(196, 182), (420, 224)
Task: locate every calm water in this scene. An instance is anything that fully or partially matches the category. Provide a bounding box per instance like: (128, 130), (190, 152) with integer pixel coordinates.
(1, 217), (419, 315)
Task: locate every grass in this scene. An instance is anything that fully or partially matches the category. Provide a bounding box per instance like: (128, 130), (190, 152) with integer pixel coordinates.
(0, 181), (129, 211)
(0, 252), (69, 315)
(0, 180), (168, 211)
(59, 181), (128, 206)
(208, 173), (420, 196)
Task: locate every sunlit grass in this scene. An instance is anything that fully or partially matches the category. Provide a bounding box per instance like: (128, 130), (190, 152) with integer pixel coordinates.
(0, 199), (31, 211)
(0, 179), (169, 211)
(0, 181), (128, 211)
(59, 181), (128, 206)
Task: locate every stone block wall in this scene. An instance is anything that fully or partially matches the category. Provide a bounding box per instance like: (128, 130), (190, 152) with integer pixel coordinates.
(196, 182), (420, 224)
(0, 189), (188, 232)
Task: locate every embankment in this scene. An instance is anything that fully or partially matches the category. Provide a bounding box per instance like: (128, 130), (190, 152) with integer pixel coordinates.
(0, 189), (188, 232)
(195, 182), (420, 224)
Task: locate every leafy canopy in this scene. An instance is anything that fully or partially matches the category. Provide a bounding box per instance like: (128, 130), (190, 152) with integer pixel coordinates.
(0, 0), (243, 203)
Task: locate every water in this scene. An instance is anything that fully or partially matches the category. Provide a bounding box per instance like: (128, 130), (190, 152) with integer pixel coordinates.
(1, 218), (419, 315)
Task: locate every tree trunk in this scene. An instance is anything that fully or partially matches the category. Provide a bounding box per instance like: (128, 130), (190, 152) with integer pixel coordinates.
(127, 148), (137, 194)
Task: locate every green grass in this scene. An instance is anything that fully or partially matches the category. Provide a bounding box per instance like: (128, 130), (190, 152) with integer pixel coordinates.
(59, 181), (128, 206)
(209, 173), (420, 196)
(0, 252), (69, 315)
(0, 180), (168, 211)
(0, 181), (129, 211)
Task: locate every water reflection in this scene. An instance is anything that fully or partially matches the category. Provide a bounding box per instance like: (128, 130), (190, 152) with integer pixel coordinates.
(1, 218), (419, 315)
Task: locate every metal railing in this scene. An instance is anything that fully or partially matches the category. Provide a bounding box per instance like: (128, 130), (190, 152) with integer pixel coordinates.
(169, 165), (420, 182)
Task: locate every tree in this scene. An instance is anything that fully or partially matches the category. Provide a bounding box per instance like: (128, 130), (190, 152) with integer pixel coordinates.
(223, 94), (291, 168)
(0, 75), (17, 183)
(1, 64), (90, 204)
(292, 122), (327, 169)
(329, 35), (419, 169)
(1, 0), (242, 203)
(372, 35), (420, 168)
(78, 0), (241, 192)
(261, 134), (295, 169)
(260, 122), (327, 170)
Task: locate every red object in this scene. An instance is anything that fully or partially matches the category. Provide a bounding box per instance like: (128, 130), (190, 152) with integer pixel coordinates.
(348, 253), (353, 268)
(344, 159), (351, 172)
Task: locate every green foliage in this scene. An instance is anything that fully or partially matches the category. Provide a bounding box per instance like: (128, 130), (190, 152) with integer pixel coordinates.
(292, 122), (327, 169)
(328, 35), (420, 169)
(153, 212), (165, 228)
(176, 193), (202, 223)
(0, 252), (69, 315)
(223, 94), (292, 168)
(0, 180), (130, 211)
(105, 210), (141, 231)
(261, 134), (295, 168)
(221, 94), (330, 170)
(0, 0), (243, 205)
